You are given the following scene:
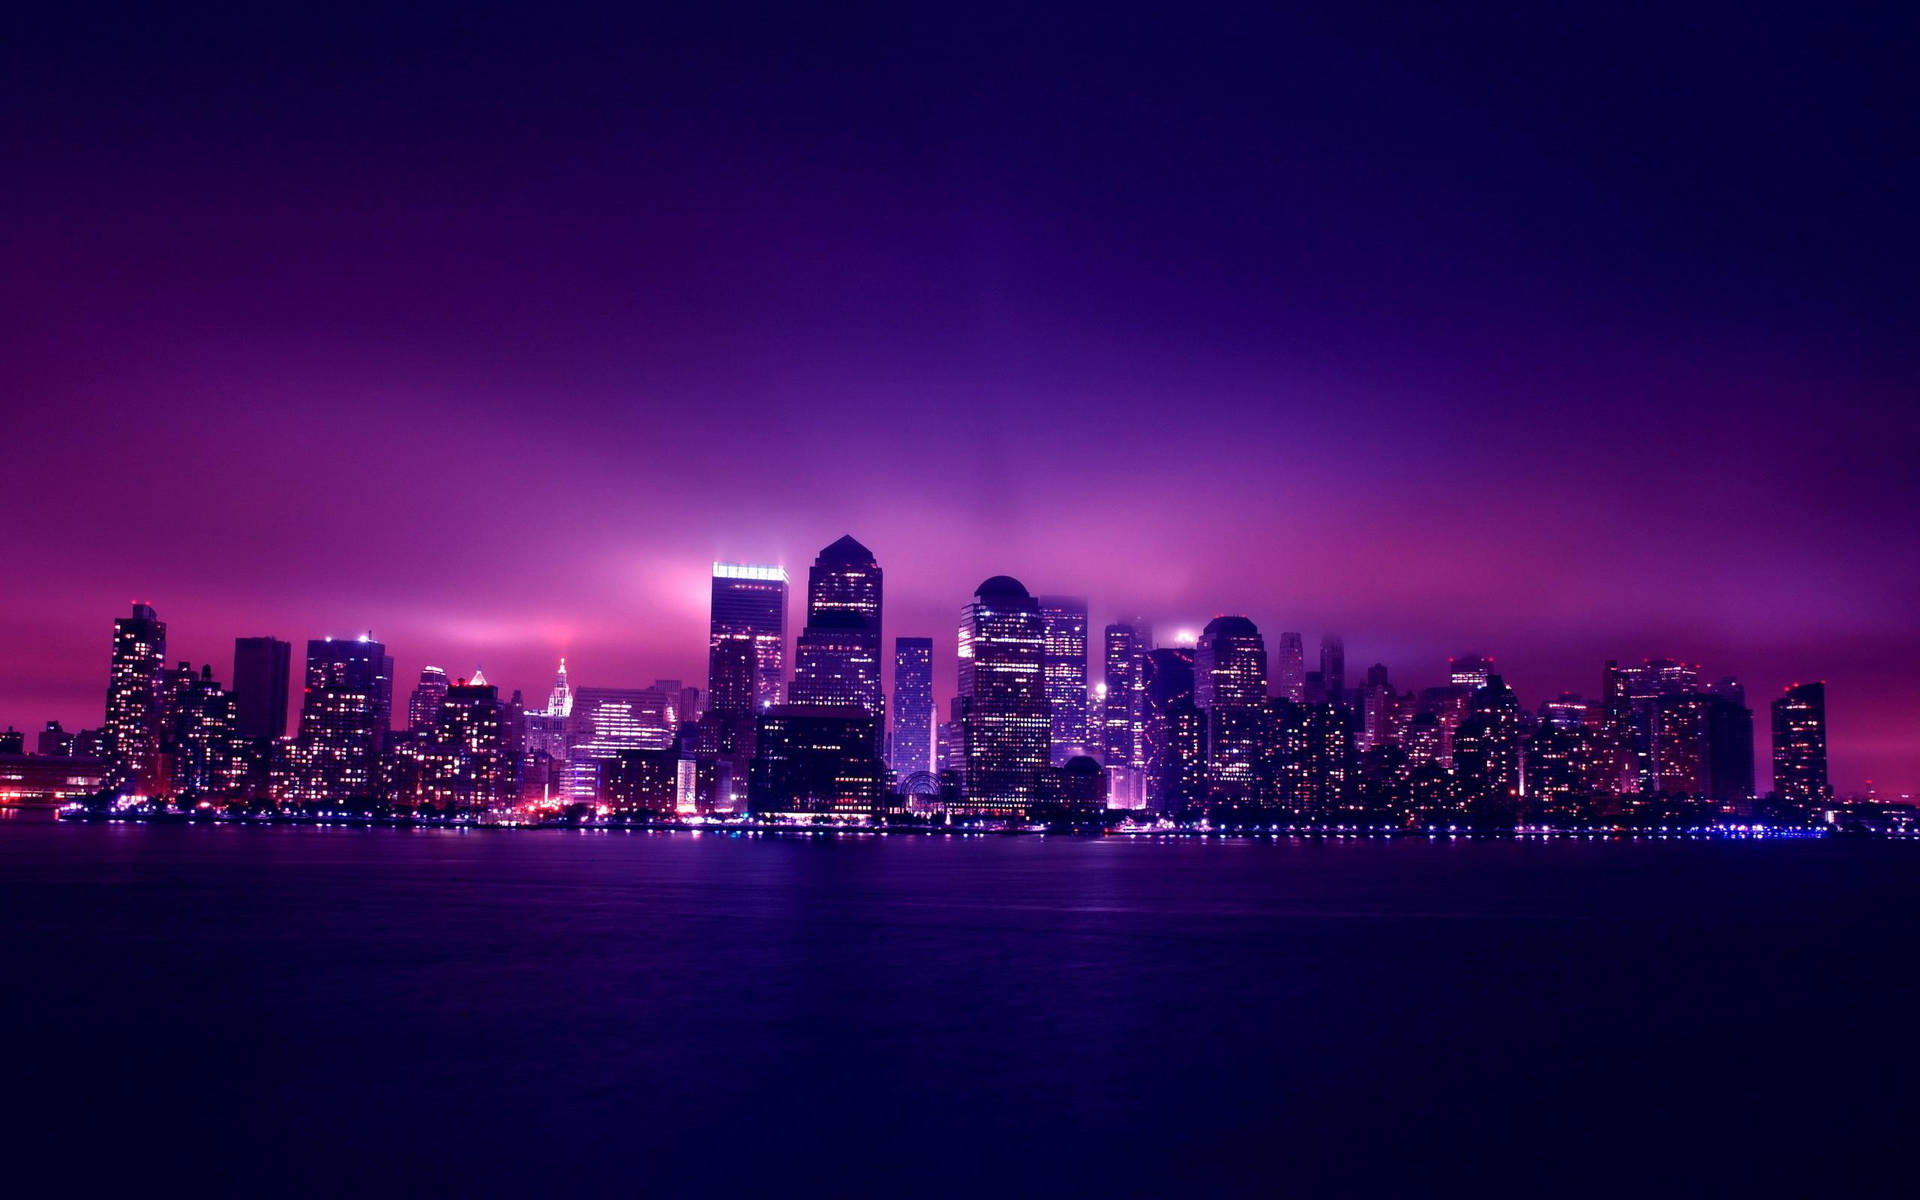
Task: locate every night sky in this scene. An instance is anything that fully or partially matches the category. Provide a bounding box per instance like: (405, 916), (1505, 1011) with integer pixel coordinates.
(4, 3), (1915, 796)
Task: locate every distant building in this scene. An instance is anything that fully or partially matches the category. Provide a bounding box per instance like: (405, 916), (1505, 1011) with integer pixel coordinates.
(956, 576), (1051, 816)
(416, 674), (513, 811)
(567, 685), (677, 801)
(36, 721), (76, 757)
(1274, 633), (1306, 703)
(1318, 635), (1346, 706)
(708, 563), (788, 712)
(231, 636), (291, 741)
(1101, 623), (1145, 769)
(0, 753), (109, 808)
(1195, 616), (1267, 800)
(889, 636), (934, 779)
(1771, 682), (1830, 806)
(104, 603), (167, 793)
(408, 666), (450, 733)
(0, 728), (20, 755)
(1036, 595), (1090, 764)
(1141, 647), (1202, 815)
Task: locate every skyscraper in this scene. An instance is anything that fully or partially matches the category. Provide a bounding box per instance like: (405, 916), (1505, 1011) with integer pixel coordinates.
(889, 636), (934, 779)
(1195, 616), (1268, 801)
(1274, 632), (1306, 703)
(282, 635), (394, 804)
(230, 636), (291, 741)
(1770, 682), (1830, 807)
(1140, 647), (1203, 815)
(1101, 623), (1144, 769)
(1319, 635), (1346, 705)
(408, 666), (450, 732)
(789, 536), (884, 717)
(1036, 595), (1090, 764)
(104, 603), (166, 793)
(956, 576), (1051, 816)
(708, 563), (788, 711)
(417, 674), (513, 812)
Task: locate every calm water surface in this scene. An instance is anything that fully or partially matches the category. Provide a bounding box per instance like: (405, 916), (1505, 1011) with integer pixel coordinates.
(3, 823), (1915, 1196)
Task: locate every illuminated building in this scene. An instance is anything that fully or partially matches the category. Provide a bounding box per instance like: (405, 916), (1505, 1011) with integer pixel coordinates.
(1319, 634), (1346, 705)
(1448, 654), (1493, 690)
(0, 729), (20, 755)
(889, 636), (934, 779)
(1274, 632), (1306, 703)
(1452, 674), (1522, 822)
(1522, 722), (1587, 821)
(408, 666), (450, 732)
(1359, 663), (1400, 752)
(1539, 693), (1589, 731)
(602, 748), (681, 814)
(172, 664), (241, 796)
(566, 685), (676, 801)
(411, 674), (513, 811)
(749, 705), (887, 817)
(790, 538), (885, 738)
(1770, 682), (1830, 807)
(1195, 616), (1267, 800)
(955, 576), (1051, 816)
(281, 635), (394, 805)
(522, 658), (573, 761)
(1652, 692), (1712, 795)
(231, 636), (291, 740)
(1036, 595), (1090, 764)
(103, 603), (167, 793)
(708, 562), (788, 711)
(0, 753), (109, 809)
(1101, 623), (1145, 769)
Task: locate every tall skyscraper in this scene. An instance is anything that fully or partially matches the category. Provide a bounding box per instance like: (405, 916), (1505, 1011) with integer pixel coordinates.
(956, 576), (1051, 816)
(230, 636), (291, 741)
(1036, 595), (1090, 764)
(708, 563), (788, 712)
(417, 674), (513, 811)
(1195, 616), (1268, 800)
(282, 635), (394, 804)
(1771, 682), (1830, 806)
(408, 666), (450, 732)
(890, 636), (934, 779)
(1101, 623), (1144, 769)
(1274, 632), (1306, 703)
(1140, 647), (1204, 815)
(104, 603), (166, 793)
(1319, 635), (1346, 705)
(789, 536), (884, 717)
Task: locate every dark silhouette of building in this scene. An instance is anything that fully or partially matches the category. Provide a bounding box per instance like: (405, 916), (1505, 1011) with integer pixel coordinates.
(1141, 647), (1203, 815)
(1319, 634), (1346, 705)
(749, 705), (887, 817)
(36, 721), (75, 757)
(956, 576), (1051, 817)
(231, 636), (291, 741)
(1036, 754), (1107, 817)
(889, 636), (934, 779)
(104, 603), (167, 793)
(1771, 682), (1830, 807)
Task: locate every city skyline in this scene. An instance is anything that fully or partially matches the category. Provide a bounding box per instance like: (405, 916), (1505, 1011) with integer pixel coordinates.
(0, 542), (1891, 810)
(3, 6), (1915, 799)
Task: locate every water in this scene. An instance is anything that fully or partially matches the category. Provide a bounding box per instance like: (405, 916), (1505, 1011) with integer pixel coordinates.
(3, 824), (1914, 1196)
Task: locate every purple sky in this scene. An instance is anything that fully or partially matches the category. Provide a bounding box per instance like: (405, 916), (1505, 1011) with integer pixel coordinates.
(3, 3), (1916, 795)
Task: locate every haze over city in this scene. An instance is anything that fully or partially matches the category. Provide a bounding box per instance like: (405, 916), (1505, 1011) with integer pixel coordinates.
(3, 3), (1914, 796)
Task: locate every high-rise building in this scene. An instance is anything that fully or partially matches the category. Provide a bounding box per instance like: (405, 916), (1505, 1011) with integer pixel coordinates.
(956, 576), (1051, 816)
(1652, 691), (1712, 795)
(281, 635), (394, 804)
(1194, 616), (1267, 800)
(1036, 595), (1090, 764)
(889, 636), (934, 779)
(1448, 654), (1493, 690)
(789, 536), (884, 720)
(416, 674), (513, 811)
(1770, 682), (1830, 807)
(1705, 694), (1755, 809)
(408, 666), (450, 732)
(104, 603), (166, 793)
(231, 636), (291, 741)
(708, 563), (788, 711)
(1319, 635), (1346, 705)
(1101, 623), (1144, 769)
(171, 664), (241, 796)
(1274, 632), (1306, 703)
(36, 721), (76, 757)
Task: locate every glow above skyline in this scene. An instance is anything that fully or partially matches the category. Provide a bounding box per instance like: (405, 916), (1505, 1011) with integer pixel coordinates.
(1, 3), (1914, 796)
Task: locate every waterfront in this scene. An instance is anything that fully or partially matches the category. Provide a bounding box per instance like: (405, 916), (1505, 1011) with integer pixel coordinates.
(4, 823), (1915, 1196)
